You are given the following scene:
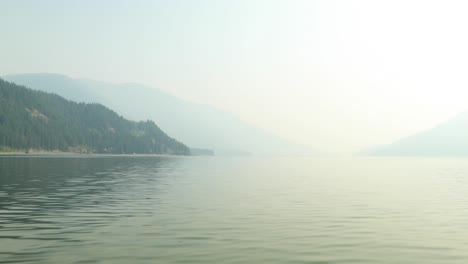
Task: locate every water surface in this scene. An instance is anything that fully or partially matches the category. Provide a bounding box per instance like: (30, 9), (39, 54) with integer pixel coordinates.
(1, 156), (468, 263)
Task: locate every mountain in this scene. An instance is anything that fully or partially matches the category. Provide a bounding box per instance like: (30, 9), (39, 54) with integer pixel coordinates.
(369, 112), (468, 156)
(0, 78), (190, 155)
(3, 73), (315, 156)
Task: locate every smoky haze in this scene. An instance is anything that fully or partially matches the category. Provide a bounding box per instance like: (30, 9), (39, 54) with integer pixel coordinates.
(3, 73), (315, 156)
(2, 0), (468, 154)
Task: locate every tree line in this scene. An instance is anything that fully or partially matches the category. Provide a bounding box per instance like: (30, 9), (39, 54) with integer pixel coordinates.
(0, 78), (190, 155)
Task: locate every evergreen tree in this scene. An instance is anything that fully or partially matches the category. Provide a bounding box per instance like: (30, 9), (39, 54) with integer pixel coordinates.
(0, 78), (190, 155)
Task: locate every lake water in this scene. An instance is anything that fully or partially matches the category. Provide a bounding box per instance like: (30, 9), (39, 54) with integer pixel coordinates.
(2, 156), (468, 263)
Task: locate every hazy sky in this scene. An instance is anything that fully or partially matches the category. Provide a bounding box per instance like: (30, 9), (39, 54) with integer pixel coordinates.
(2, 0), (468, 154)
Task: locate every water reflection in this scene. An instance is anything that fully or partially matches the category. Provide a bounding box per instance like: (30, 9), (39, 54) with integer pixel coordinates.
(2, 157), (468, 263)
(1, 156), (182, 206)
(0, 156), (184, 263)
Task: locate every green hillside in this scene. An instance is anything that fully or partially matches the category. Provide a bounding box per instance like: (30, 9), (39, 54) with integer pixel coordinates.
(3, 73), (316, 156)
(0, 78), (190, 155)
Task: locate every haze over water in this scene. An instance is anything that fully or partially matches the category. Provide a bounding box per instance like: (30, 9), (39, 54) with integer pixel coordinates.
(3, 1), (468, 263)
(2, 156), (468, 263)
(4, 1), (468, 154)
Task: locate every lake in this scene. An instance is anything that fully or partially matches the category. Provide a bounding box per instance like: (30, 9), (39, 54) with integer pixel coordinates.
(1, 156), (468, 263)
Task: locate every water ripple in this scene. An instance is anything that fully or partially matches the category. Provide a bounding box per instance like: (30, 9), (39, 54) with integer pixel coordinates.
(2, 157), (468, 263)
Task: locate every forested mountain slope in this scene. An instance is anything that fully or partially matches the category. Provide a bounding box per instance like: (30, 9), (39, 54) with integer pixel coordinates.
(0, 78), (190, 155)
(3, 73), (315, 156)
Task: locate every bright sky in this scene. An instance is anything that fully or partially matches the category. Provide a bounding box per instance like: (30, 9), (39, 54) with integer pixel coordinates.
(2, 0), (468, 154)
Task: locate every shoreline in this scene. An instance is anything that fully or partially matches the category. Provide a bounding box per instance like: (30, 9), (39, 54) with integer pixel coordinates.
(0, 151), (186, 157)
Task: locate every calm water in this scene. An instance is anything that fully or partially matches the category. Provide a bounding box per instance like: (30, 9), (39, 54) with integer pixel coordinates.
(2, 156), (468, 263)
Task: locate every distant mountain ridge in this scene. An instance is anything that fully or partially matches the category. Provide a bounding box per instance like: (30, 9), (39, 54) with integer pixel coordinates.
(0, 78), (190, 155)
(3, 73), (315, 156)
(369, 111), (468, 156)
